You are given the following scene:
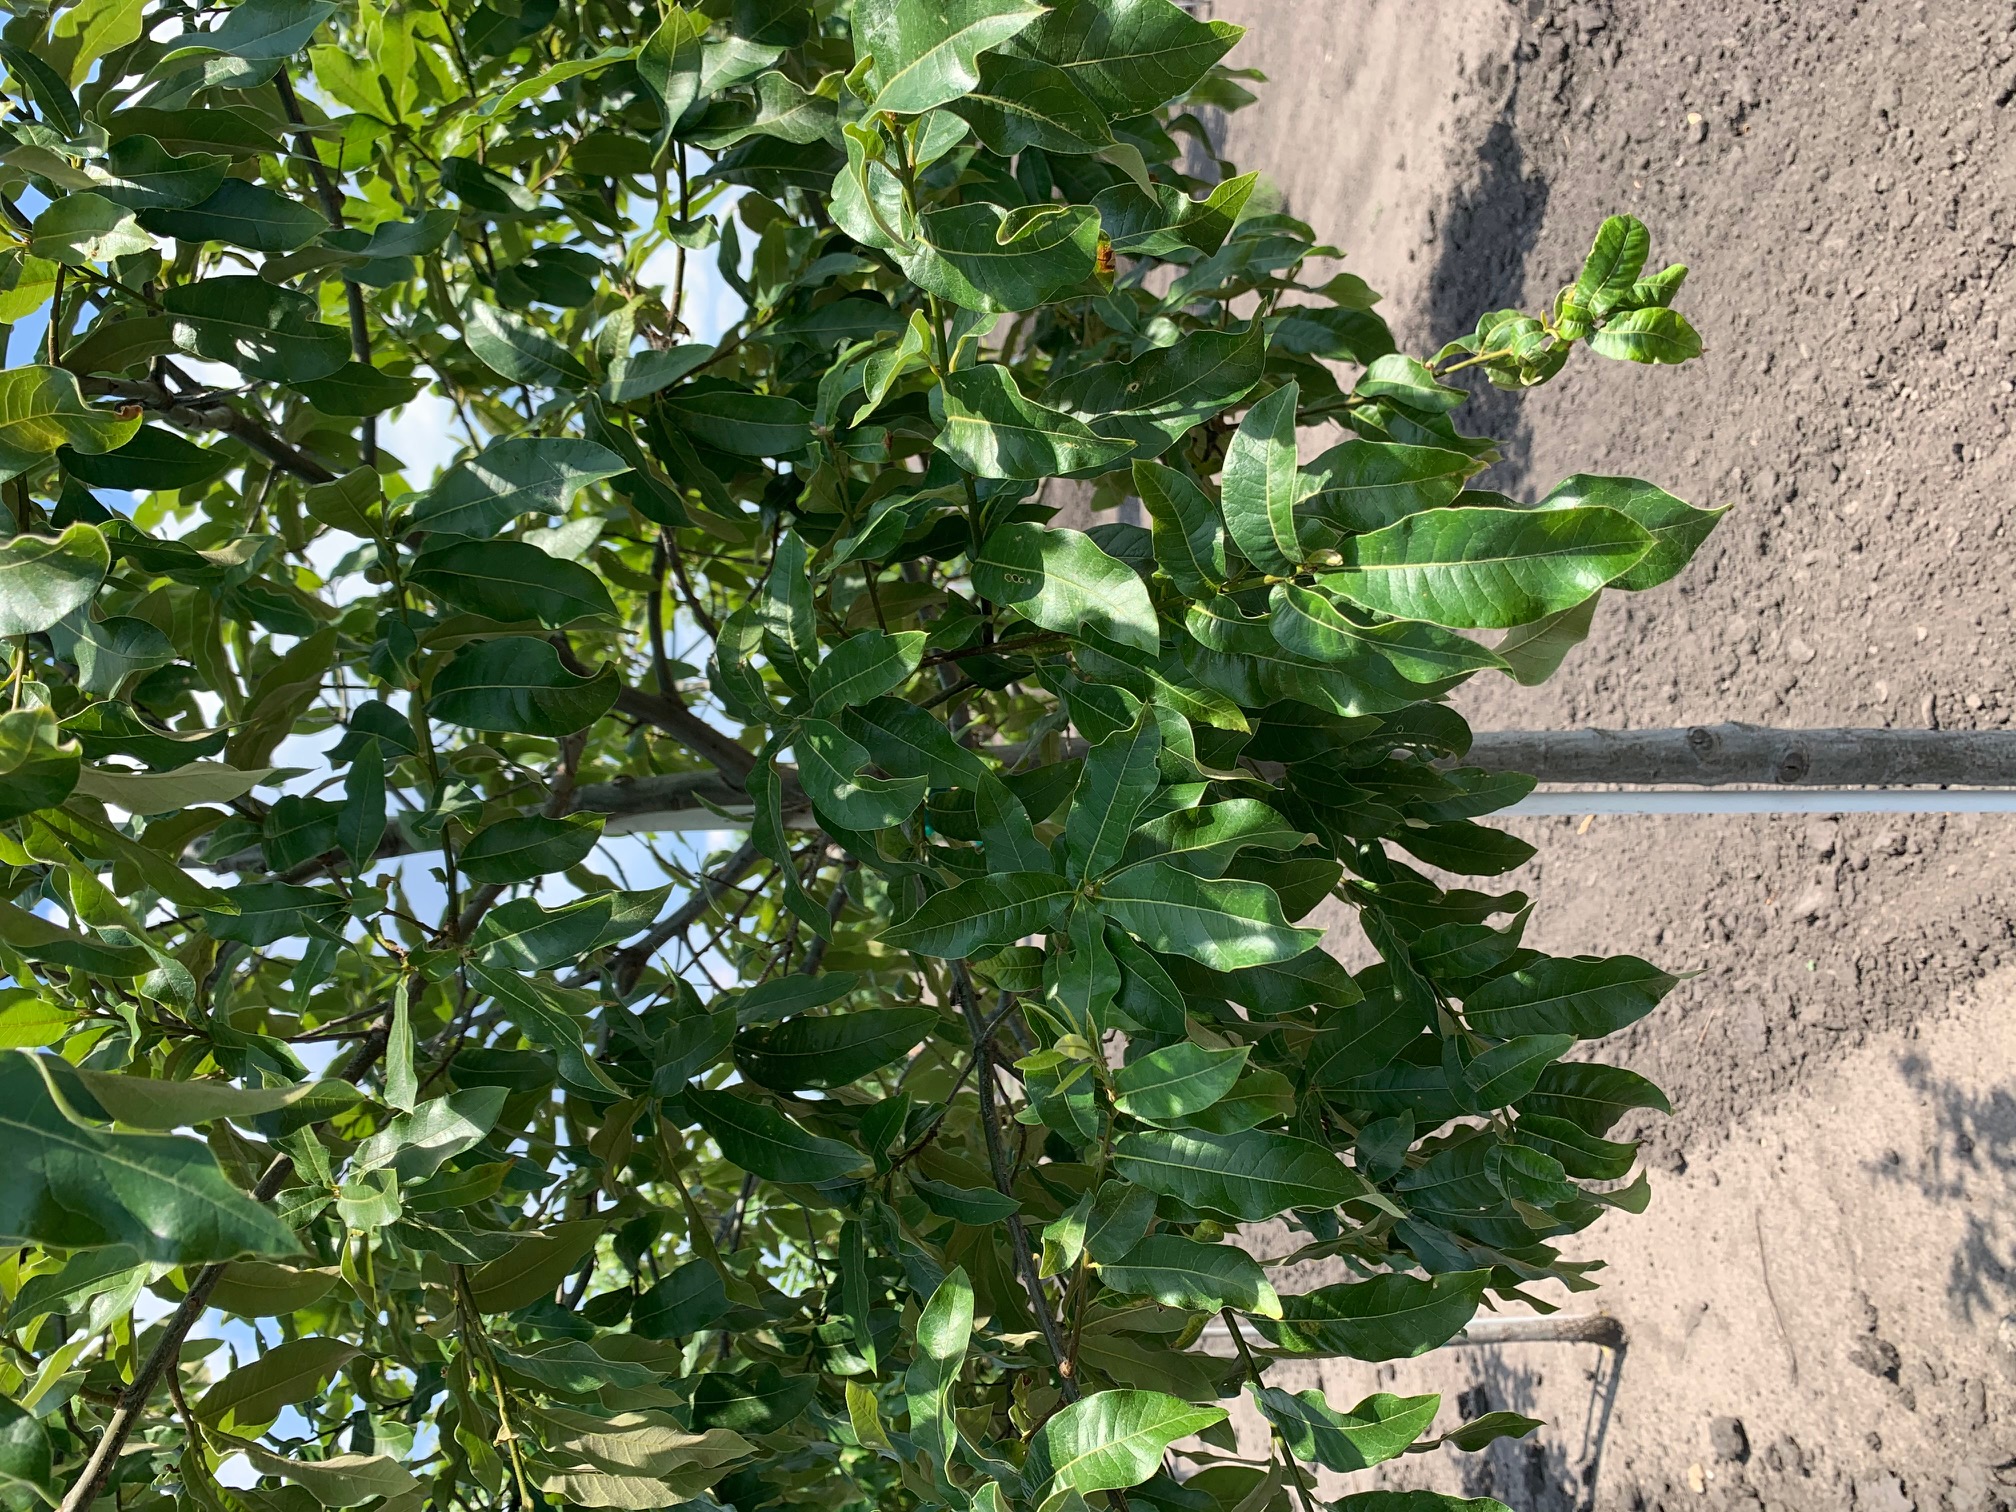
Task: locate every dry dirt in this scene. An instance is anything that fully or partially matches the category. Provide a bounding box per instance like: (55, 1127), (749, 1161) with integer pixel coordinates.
(1190, 1), (2016, 1505)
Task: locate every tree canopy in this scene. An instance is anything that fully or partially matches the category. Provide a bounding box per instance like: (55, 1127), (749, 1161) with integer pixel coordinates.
(0, 3), (1716, 1511)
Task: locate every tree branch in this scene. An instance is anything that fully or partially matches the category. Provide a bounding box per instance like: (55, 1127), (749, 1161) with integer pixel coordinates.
(79, 375), (339, 483)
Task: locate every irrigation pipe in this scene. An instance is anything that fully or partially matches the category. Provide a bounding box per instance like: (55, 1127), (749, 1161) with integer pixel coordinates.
(1506, 788), (2016, 816)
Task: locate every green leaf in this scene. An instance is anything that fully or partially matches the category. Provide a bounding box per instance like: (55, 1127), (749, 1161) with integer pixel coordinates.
(408, 437), (627, 538)
(904, 1265), (972, 1465)
(1118, 800), (1308, 880)
(1220, 381), (1302, 573)
(0, 1396), (55, 1510)
(1028, 1390), (1228, 1496)
(465, 301), (594, 388)
(428, 637), (621, 736)
(1065, 711), (1161, 881)
(797, 717), (928, 829)
(970, 521), (1158, 656)
(1353, 355), (1467, 413)
(0, 1050), (299, 1263)
(1113, 1041), (1248, 1121)
(1012, 0), (1243, 117)
(685, 1085), (867, 1185)
(410, 537), (617, 625)
(1588, 305), (1702, 365)
(733, 1006), (938, 1090)
(1051, 321), (1266, 459)
(58, 1067), (353, 1130)
(1111, 1127), (1359, 1221)
(1333, 1496), (1513, 1512)
(0, 898), (153, 974)
(885, 872), (1072, 959)
(1521, 1061), (1670, 1135)
(72, 759), (267, 813)
(237, 1446), (416, 1509)
(0, 525), (105, 639)
(632, 1258), (730, 1339)
(938, 365), (1134, 478)
(1460, 1033), (1573, 1110)
(352, 1088), (507, 1182)
(139, 179), (326, 252)
(805, 629), (925, 718)
(1099, 862), (1320, 971)
(856, 0), (1044, 114)
(910, 1173), (1018, 1225)
(0, 706), (78, 821)
(292, 362), (424, 416)
(29, 192), (152, 264)
(1321, 506), (1651, 630)
(465, 1218), (605, 1313)
(1494, 593), (1600, 685)
(195, 1337), (360, 1427)
(460, 813), (605, 885)
(1298, 440), (1477, 534)
(0, 990), (69, 1050)
(659, 385), (814, 457)
(1437, 1411), (1543, 1452)
(61, 424), (237, 492)
(1099, 1233), (1279, 1317)
(1539, 474), (1726, 592)
(908, 202), (1104, 313)
(1255, 1387), (1439, 1472)
(1254, 1270), (1489, 1360)
(1569, 214), (1651, 314)
(0, 368), (140, 480)
(952, 52), (1112, 154)
(91, 134), (230, 211)
(1134, 459), (1227, 596)
(161, 276), (351, 383)
(1464, 955), (1678, 1040)
(1, 41), (82, 136)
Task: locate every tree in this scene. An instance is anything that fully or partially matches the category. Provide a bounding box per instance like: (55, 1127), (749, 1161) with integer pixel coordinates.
(0, 4), (1716, 1511)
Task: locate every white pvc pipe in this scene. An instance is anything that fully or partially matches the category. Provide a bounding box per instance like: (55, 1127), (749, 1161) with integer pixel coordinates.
(1507, 788), (2016, 816)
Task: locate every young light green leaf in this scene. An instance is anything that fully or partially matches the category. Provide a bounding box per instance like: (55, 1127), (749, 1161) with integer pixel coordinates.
(0, 369), (140, 480)
(1588, 306), (1702, 365)
(1539, 474), (1727, 592)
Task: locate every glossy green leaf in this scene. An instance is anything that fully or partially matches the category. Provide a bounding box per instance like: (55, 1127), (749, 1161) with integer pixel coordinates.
(1322, 506), (1651, 629)
(1134, 459), (1227, 596)
(1112, 1041), (1248, 1121)
(161, 276), (350, 383)
(885, 872), (1072, 959)
(1064, 711), (1161, 881)
(1028, 1390), (1228, 1495)
(1539, 474), (1727, 592)
(465, 301), (594, 388)
(970, 521), (1158, 655)
(857, 0), (1044, 114)
(410, 537), (618, 625)
(1464, 955), (1678, 1040)
(808, 629), (926, 715)
(1220, 381), (1302, 573)
(1298, 440), (1477, 534)
(1255, 1386), (1439, 1472)
(1111, 1127), (1358, 1221)
(1588, 305), (1702, 365)
(938, 365), (1134, 478)
(1254, 1270), (1489, 1360)
(459, 813), (605, 885)
(408, 437), (627, 538)
(908, 202), (1103, 313)
(797, 717), (928, 829)
(139, 180), (326, 251)
(1099, 1233), (1278, 1316)
(1099, 862), (1320, 971)
(1012, 0), (1242, 116)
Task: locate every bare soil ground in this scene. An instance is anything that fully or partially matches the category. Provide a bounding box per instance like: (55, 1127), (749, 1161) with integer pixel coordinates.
(1194, 1), (2016, 1505)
